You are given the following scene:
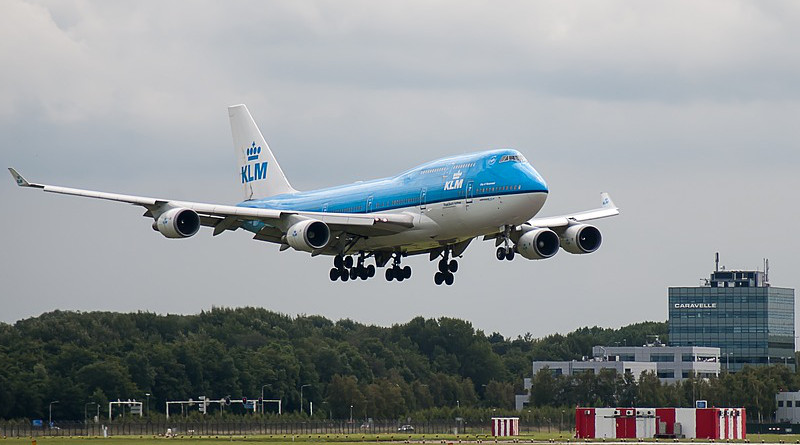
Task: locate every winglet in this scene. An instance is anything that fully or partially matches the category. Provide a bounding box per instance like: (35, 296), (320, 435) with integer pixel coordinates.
(8, 168), (31, 187)
(600, 192), (616, 209)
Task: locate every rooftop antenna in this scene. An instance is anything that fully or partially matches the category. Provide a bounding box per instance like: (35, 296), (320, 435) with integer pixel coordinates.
(766, 258), (770, 283)
(715, 252), (719, 272)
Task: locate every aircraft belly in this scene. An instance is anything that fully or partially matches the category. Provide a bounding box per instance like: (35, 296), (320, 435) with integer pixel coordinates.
(353, 192), (546, 253)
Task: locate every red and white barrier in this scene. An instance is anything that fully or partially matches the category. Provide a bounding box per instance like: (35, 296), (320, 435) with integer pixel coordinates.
(491, 417), (519, 436)
(575, 407), (745, 440)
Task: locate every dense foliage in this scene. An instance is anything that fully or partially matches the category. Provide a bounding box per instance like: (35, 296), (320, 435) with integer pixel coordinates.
(0, 308), (667, 420)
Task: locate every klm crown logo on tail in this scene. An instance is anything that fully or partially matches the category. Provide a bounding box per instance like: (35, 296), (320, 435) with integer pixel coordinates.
(241, 141), (268, 184)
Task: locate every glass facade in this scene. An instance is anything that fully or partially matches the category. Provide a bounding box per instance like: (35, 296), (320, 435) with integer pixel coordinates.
(668, 271), (794, 372)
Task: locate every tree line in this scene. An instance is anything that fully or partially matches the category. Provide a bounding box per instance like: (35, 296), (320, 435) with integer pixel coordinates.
(8, 307), (791, 422)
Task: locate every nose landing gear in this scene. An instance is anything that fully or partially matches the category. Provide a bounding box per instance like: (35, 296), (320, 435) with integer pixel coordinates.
(496, 225), (515, 261)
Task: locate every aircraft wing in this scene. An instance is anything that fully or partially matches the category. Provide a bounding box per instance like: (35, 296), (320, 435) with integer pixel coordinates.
(524, 192), (619, 229)
(8, 168), (415, 238)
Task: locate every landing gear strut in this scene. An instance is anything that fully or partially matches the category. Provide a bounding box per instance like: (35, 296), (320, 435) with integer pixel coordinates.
(434, 247), (459, 286)
(496, 226), (515, 261)
(330, 252), (375, 282)
(385, 252), (411, 282)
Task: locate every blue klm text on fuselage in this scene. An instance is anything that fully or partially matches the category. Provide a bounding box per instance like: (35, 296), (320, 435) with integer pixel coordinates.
(242, 141), (268, 183)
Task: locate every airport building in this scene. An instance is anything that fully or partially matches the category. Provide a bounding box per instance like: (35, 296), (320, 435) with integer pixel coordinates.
(591, 344), (720, 383)
(775, 391), (800, 423)
(668, 266), (795, 372)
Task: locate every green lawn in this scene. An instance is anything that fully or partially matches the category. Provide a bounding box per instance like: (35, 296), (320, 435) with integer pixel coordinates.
(2, 432), (796, 443)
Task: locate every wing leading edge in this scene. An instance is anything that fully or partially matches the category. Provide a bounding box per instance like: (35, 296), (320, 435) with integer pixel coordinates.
(525, 192), (619, 229)
(7, 168), (414, 238)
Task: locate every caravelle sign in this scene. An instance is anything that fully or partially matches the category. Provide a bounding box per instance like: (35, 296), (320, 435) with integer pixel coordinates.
(673, 303), (717, 309)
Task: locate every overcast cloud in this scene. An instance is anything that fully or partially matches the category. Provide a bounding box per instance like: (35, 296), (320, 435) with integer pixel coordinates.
(1, 1), (799, 339)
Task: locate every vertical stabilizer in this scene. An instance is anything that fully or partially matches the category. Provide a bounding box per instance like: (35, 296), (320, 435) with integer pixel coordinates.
(229, 104), (296, 200)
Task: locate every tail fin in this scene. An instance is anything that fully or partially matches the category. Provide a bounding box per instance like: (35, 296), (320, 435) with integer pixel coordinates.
(229, 104), (296, 200)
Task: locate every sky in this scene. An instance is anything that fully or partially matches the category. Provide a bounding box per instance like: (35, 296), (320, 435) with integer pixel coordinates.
(1, 1), (799, 339)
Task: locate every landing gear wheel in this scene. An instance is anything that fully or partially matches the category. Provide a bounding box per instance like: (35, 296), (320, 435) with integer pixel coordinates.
(341, 271), (349, 282)
(434, 272), (445, 285)
(329, 268), (340, 281)
(496, 247), (506, 260)
(349, 268), (358, 280)
(385, 268), (394, 281)
(438, 259), (448, 273)
(506, 249), (515, 261)
(359, 267), (369, 280)
(403, 265), (412, 279)
(344, 256), (354, 269)
(334, 255), (344, 269)
(367, 265), (375, 278)
(395, 267), (405, 282)
(448, 260), (458, 273)
(444, 272), (454, 286)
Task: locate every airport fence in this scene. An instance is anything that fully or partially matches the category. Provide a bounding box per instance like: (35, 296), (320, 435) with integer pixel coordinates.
(0, 418), (571, 438)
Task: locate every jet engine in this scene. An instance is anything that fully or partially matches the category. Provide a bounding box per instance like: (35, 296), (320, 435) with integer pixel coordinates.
(516, 228), (560, 260)
(286, 219), (330, 252)
(153, 207), (200, 238)
(560, 224), (602, 254)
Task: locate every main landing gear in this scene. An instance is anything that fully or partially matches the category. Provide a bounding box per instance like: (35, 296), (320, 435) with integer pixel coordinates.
(496, 225), (515, 261)
(329, 252), (376, 282)
(385, 252), (412, 282)
(433, 248), (459, 286)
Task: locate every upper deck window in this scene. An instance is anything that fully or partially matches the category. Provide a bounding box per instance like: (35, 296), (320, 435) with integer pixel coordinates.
(499, 154), (525, 163)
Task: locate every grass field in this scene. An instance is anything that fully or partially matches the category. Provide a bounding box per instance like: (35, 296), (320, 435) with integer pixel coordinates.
(1, 432), (796, 444)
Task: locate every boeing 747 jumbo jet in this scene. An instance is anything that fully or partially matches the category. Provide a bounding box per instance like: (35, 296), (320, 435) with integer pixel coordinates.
(9, 105), (619, 285)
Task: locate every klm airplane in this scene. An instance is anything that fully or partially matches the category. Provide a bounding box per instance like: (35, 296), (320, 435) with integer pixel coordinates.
(9, 105), (619, 285)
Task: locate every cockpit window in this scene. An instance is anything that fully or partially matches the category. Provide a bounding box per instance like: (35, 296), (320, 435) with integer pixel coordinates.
(499, 154), (525, 163)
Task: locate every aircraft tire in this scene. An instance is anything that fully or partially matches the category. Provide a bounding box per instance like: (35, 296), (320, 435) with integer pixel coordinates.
(444, 272), (454, 286)
(506, 249), (515, 261)
(438, 259), (448, 273)
(341, 271), (349, 282)
(403, 265), (412, 279)
(329, 268), (340, 281)
(367, 265), (375, 277)
(349, 268), (358, 280)
(344, 256), (354, 268)
(359, 267), (369, 280)
(434, 272), (444, 285)
(385, 268), (394, 281)
(496, 247), (506, 260)
(448, 260), (458, 273)
(334, 255), (343, 269)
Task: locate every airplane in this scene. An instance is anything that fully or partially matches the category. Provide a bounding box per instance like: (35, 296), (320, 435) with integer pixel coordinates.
(8, 104), (619, 285)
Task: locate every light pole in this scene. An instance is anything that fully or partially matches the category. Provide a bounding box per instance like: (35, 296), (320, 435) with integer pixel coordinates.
(300, 384), (311, 415)
(84, 402), (98, 424)
(350, 405), (353, 423)
(49, 401), (59, 427)
(261, 384), (271, 414)
(145, 393), (151, 416)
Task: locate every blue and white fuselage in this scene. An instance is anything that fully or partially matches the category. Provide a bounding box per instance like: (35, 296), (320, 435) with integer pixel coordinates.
(238, 149), (548, 254)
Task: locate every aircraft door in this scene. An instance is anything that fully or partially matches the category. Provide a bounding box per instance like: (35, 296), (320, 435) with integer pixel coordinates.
(366, 195), (373, 212)
(466, 181), (474, 205)
(420, 188), (427, 210)
(322, 202), (329, 213)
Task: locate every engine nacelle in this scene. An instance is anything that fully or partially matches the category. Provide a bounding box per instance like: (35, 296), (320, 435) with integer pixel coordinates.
(286, 219), (330, 252)
(153, 208), (200, 238)
(516, 228), (560, 260)
(560, 224), (602, 254)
